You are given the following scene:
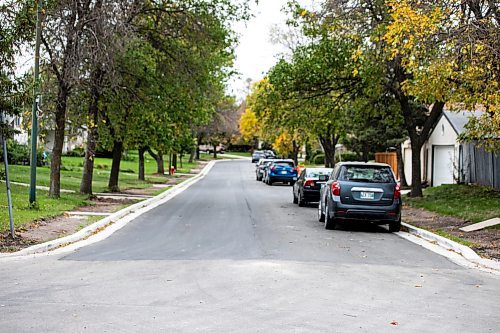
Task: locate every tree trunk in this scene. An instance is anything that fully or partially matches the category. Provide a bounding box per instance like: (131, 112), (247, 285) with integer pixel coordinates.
(319, 132), (338, 168)
(49, 86), (68, 198)
(409, 139), (423, 197)
(108, 140), (123, 192)
(80, 67), (104, 195)
(212, 144), (217, 159)
(172, 153), (177, 170)
(147, 148), (164, 174)
(396, 144), (408, 187)
(196, 146), (200, 160)
(189, 146), (196, 163)
(291, 140), (299, 165)
(138, 146), (146, 181)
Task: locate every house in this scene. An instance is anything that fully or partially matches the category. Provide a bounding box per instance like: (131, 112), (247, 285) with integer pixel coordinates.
(401, 110), (497, 187)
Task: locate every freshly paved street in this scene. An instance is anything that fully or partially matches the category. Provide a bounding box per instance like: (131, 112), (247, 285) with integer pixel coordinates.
(1, 160), (499, 332)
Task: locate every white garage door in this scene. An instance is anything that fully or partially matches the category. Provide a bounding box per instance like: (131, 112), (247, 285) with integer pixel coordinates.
(433, 145), (455, 186)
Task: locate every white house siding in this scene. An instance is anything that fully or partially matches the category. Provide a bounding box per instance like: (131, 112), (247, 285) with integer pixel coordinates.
(402, 114), (459, 186)
(425, 115), (459, 186)
(402, 140), (426, 186)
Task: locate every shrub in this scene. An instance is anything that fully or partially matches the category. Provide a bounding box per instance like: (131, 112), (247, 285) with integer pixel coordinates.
(0, 168), (5, 181)
(313, 154), (325, 165)
(0, 140), (47, 166)
(64, 147), (85, 157)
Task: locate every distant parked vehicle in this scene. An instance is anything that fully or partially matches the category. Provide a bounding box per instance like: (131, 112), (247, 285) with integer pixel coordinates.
(252, 150), (265, 163)
(263, 150), (276, 159)
(293, 167), (333, 206)
(318, 162), (401, 232)
(264, 159), (297, 186)
(255, 159), (274, 181)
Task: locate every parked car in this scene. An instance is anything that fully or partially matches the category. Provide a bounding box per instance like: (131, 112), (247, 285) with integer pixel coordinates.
(264, 159), (297, 185)
(293, 167), (333, 206)
(252, 150), (265, 163)
(255, 159), (274, 181)
(318, 162), (401, 232)
(263, 150), (276, 159)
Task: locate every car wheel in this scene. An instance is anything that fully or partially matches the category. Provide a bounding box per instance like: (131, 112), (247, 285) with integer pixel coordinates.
(298, 191), (305, 207)
(293, 190), (298, 204)
(318, 201), (325, 222)
(389, 218), (401, 232)
(324, 201), (336, 230)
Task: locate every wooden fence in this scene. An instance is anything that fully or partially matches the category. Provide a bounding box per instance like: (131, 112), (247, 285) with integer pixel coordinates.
(375, 152), (399, 180)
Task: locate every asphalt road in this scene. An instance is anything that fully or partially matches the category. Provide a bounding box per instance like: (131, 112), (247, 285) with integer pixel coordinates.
(1, 160), (499, 332)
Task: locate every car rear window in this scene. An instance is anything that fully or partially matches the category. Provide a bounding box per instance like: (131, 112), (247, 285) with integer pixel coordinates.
(274, 161), (294, 167)
(306, 169), (332, 178)
(340, 166), (395, 183)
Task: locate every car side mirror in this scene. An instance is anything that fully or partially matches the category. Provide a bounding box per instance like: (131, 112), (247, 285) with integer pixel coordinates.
(318, 175), (329, 181)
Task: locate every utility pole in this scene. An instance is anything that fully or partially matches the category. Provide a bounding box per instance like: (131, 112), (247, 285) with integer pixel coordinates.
(1, 112), (15, 238)
(29, 0), (43, 205)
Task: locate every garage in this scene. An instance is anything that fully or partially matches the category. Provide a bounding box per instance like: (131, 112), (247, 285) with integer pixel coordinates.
(433, 145), (455, 186)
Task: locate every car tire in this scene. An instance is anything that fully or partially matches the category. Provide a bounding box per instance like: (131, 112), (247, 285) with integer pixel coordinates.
(298, 191), (305, 207)
(324, 201), (336, 230)
(318, 202), (325, 222)
(389, 218), (401, 232)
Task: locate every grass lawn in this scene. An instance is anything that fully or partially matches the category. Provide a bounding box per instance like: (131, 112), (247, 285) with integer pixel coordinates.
(0, 151), (204, 232)
(405, 184), (500, 223)
(0, 184), (88, 233)
(225, 151), (252, 157)
(6, 151), (199, 193)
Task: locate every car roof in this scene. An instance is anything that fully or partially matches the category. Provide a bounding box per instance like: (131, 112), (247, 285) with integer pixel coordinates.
(337, 162), (391, 167)
(271, 159), (294, 163)
(304, 167), (333, 171)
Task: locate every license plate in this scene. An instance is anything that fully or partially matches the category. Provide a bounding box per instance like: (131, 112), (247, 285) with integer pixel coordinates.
(360, 192), (374, 200)
(281, 171), (287, 174)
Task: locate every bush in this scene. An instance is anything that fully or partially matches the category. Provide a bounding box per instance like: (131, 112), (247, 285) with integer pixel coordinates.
(0, 140), (47, 166)
(313, 154), (325, 165)
(0, 168), (5, 181)
(336, 152), (361, 162)
(64, 147), (85, 157)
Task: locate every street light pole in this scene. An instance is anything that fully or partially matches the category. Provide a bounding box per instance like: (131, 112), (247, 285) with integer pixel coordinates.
(29, 0), (43, 205)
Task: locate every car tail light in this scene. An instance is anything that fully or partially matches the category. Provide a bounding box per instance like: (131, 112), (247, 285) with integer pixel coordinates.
(304, 180), (315, 187)
(293, 167), (298, 172)
(271, 166), (276, 172)
(331, 181), (341, 196)
(394, 184), (401, 200)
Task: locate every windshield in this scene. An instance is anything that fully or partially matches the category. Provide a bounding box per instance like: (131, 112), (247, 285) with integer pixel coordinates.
(306, 168), (332, 178)
(341, 166), (395, 183)
(274, 161), (294, 167)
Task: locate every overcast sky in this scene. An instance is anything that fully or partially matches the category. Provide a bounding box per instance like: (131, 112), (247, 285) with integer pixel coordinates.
(228, 0), (293, 99)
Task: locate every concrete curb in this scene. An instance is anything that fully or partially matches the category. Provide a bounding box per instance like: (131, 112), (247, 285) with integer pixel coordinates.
(399, 222), (500, 275)
(0, 160), (219, 259)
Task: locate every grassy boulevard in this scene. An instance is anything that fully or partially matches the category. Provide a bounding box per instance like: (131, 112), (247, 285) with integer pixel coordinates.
(0, 152), (219, 234)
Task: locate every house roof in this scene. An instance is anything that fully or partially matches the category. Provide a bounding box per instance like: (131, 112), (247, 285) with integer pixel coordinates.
(442, 110), (483, 135)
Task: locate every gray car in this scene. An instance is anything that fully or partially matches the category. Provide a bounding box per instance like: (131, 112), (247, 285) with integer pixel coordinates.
(318, 162), (402, 232)
(255, 158), (274, 181)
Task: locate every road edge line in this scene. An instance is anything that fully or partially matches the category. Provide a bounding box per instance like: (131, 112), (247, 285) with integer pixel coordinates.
(0, 160), (219, 259)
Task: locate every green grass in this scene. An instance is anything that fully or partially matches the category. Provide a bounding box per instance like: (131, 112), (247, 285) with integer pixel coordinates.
(0, 151), (205, 232)
(0, 184), (88, 233)
(225, 151), (252, 157)
(405, 184), (500, 223)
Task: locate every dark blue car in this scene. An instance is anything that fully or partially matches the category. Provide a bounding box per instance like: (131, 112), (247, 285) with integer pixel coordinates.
(264, 159), (297, 186)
